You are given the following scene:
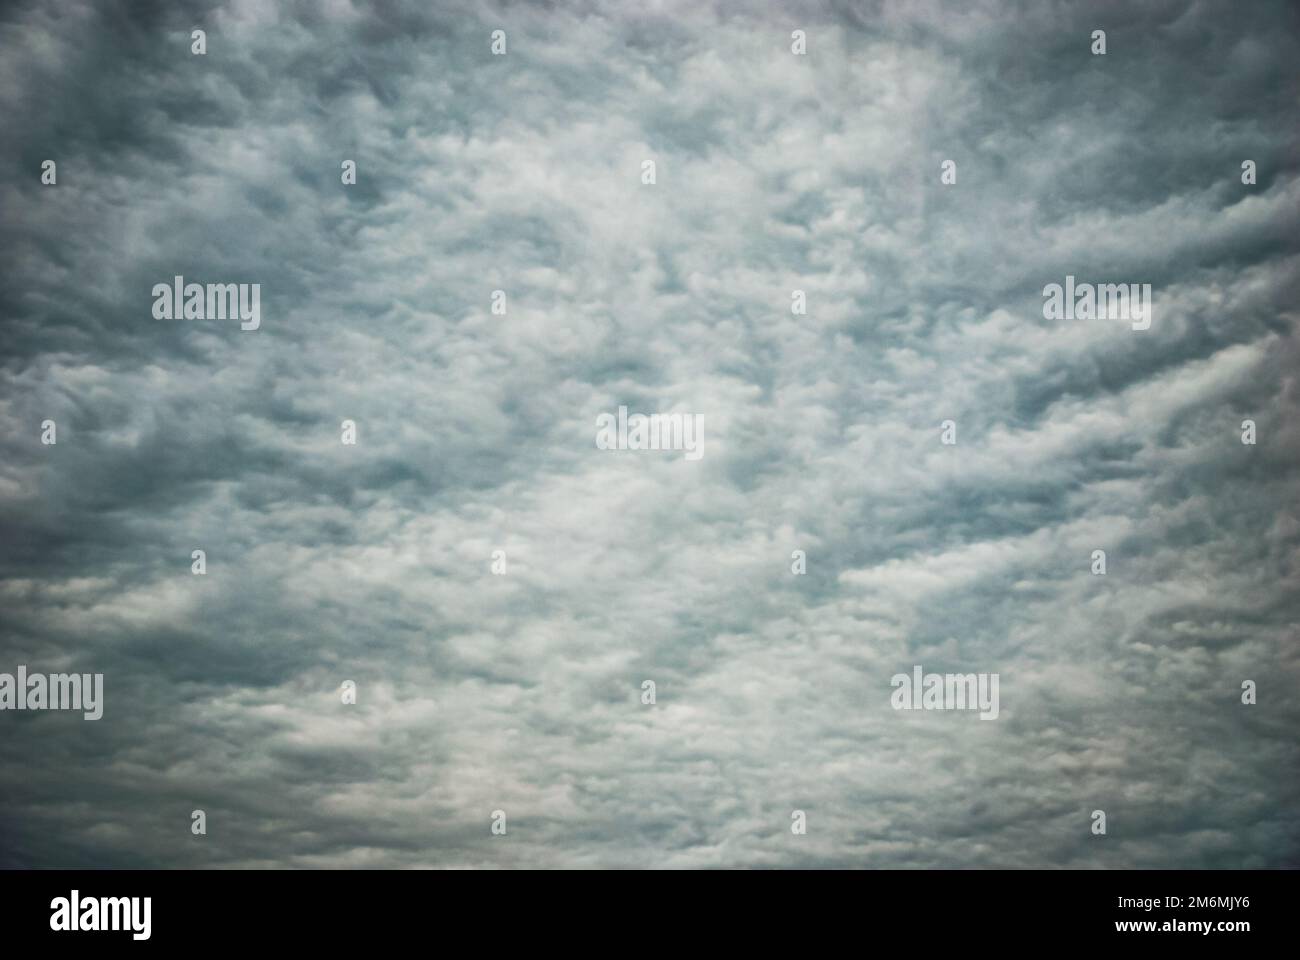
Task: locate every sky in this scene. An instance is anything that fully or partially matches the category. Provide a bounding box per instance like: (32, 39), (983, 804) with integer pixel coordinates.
(1, 0), (1297, 869)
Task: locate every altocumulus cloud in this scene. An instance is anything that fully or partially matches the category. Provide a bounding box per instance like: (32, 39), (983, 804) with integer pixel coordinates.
(0, 0), (1298, 868)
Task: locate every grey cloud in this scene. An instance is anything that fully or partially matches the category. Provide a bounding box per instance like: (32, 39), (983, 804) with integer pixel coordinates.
(1, 0), (1298, 869)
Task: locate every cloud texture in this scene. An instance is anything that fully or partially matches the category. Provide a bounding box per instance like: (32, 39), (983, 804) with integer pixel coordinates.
(1, 0), (1298, 868)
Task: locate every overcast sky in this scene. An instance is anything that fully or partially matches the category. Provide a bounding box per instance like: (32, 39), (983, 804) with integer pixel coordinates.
(1, 0), (1298, 868)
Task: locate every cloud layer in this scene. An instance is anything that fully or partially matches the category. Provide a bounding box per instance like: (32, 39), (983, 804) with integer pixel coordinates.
(1, 0), (1298, 868)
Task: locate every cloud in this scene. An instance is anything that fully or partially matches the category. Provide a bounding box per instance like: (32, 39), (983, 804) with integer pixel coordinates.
(1, 0), (1297, 868)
